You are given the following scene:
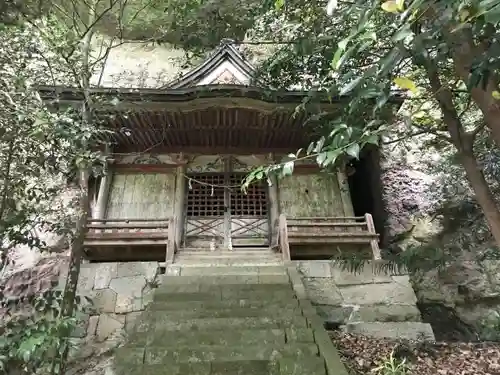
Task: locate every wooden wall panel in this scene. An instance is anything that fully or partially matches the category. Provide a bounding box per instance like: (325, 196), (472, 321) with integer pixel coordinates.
(279, 173), (345, 217)
(106, 173), (175, 219)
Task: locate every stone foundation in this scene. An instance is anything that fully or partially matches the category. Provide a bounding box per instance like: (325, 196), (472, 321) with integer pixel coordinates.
(75, 261), (160, 343)
(296, 260), (434, 340)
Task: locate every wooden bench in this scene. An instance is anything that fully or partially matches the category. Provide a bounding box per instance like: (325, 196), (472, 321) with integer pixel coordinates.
(278, 214), (380, 261)
(84, 218), (176, 262)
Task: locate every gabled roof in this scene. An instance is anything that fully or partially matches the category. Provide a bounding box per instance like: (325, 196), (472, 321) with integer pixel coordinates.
(163, 39), (256, 89)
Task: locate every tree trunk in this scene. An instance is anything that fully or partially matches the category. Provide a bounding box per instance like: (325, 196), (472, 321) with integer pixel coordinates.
(460, 150), (500, 243)
(421, 54), (500, 247)
(438, 19), (500, 146)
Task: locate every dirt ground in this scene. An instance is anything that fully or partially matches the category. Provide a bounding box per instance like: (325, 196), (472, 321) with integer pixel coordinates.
(330, 331), (500, 375)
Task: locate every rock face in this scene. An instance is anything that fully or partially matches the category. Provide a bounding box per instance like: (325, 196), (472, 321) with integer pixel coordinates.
(297, 260), (434, 341)
(380, 142), (500, 340)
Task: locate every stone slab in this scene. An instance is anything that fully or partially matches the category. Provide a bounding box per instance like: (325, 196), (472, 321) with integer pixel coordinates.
(93, 263), (118, 289)
(150, 297), (299, 311)
(91, 288), (117, 313)
(148, 328), (285, 347)
(178, 266), (286, 276)
(96, 313), (125, 342)
(76, 264), (96, 291)
(161, 274), (288, 285)
(302, 278), (343, 305)
(150, 316), (308, 332)
(342, 322), (435, 341)
(331, 264), (393, 285)
(211, 360), (271, 375)
(145, 343), (318, 364)
(109, 275), (147, 297)
(279, 357), (327, 375)
(315, 305), (353, 325)
(117, 364), (210, 375)
(86, 315), (99, 337)
(339, 281), (417, 305)
(285, 328), (315, 342)
(149, 306), (303, 320)
(296, 261), (332, 278)
(117, 262), (158, 282)
(350, 304), (422, 323)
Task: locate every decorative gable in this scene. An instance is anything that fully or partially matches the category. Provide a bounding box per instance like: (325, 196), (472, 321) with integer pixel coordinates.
(163, 39), (256, 89)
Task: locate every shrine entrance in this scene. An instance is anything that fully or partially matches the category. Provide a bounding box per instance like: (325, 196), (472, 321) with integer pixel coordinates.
(183, 160), (270, 249)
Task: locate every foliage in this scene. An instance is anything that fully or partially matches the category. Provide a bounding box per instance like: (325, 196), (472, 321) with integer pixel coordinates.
(373, 349), (410, 375)
(0, 289), (89, 374)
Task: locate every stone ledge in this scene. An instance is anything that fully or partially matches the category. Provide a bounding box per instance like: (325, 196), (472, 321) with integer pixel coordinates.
(341, 322), (435, 341)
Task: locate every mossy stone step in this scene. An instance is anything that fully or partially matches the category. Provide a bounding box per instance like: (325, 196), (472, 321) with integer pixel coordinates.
(145, 305), (304, 320)
(114, 357), (326, 375)
(149, 296), (300, 311)
(176, 265), (287, 276)
(278, 357), (327, 375)
(134, 315), (309, 334)
(127, 327), (315, 347)
(144, 343), (319, 363)
(147, 327), (285, 347)
(153, 288), (296, 302)
(155, 281), (293, 295)
(160, 274), (289, 286)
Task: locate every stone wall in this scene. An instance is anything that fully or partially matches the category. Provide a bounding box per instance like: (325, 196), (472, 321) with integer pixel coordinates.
(74, 261), (160, 345)
(296, 260), (434, 340)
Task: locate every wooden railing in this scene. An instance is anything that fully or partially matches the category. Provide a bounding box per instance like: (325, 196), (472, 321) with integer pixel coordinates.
(277, 214), (381, 261)
(85, 218), (176, 262)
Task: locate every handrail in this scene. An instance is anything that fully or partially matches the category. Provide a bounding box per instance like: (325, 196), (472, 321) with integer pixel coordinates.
(278, 213), (381, 260)
(85, 217), (177, 263)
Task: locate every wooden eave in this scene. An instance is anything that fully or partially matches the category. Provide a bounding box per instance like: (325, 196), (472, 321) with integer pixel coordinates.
(37, 85), (405, 153)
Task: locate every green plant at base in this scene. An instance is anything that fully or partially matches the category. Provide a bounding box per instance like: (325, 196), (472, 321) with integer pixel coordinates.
(0, 288), (90, 374)
(373, 350), (410, 375)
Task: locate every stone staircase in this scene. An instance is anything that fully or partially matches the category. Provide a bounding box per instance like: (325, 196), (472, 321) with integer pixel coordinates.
(112, 265), (348, 375)
(172, 247), (283, 266)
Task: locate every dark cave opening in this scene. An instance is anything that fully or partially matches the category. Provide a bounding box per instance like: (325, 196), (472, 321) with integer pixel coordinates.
(347, 146), (387, 248)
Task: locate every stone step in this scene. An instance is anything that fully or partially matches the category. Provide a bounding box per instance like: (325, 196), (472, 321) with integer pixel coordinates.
(167, 265), (287, 276)
(149, 296), (300, 311)
(180, 247), (273, 253)
(146, 305), (304, 321)
(116, 356), (326, 375)
(160, 274), (289, 285)
(144, 343), (320, 364)
(138, 315), (309, 333)
(130, 323), (315, 347)
(341, 322), (435, 341)
(153, 284), (296, 303)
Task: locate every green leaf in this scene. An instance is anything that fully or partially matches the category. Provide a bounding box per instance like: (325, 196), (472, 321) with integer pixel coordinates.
(316, 152), (328, 166)
(396, 0), (405, 11)
(394, 77), (418, 93)
(392, 25), (413, 42)
(492, 90), (500, 99)
(346, 144), (360, 159)
(282, 161), (294, 176)
(324, 150), (341, 166)
(365, 134), (379, 145)
(339, 76), (363, 96)
(275, 0), (285, 10)
(331, 38), (349, 70)
(381, 0), (400, 13)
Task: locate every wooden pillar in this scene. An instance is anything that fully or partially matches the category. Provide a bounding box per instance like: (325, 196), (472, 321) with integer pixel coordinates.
(93, 169), (113, 219)
(365, 213), (381, 260)
(337, 168), (355, 217)
(174, 160), (187, 249)
(268, 153), (280, 248)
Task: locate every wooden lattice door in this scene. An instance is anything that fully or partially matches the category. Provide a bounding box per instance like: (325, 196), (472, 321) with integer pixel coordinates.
(228, 174), (269, 247)
(183, 171), (269, 249)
